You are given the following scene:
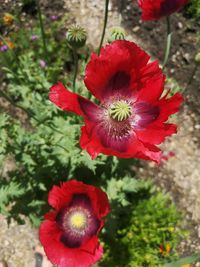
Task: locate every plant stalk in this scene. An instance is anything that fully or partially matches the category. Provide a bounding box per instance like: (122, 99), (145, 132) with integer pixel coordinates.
(162, 16), (172, 70)
(183, 64), (198, 94)
(36, 0), (48, 59)
(98, 0), (109, 55)
(72, 48), (78, 91)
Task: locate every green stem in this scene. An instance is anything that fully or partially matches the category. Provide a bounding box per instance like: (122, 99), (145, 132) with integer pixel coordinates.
(98, 0), (109, 55)
(187, 64), (198, 86)
(72, 48), (78, 91)
(183, 64), (198, 94)
(162, 16), (172, 70)
(36, 0), (48, 59)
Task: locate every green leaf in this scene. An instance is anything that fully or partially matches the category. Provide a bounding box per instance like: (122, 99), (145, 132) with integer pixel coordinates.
(0, 181), (25, 212)
(164, 253), (200, 267)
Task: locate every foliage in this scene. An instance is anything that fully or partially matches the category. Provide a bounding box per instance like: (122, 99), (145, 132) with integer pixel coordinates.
(0, 13), (101, 225)
(164, 253), (200, 267)
(185, 0), (200, 18)
(102, 182), (186, 267)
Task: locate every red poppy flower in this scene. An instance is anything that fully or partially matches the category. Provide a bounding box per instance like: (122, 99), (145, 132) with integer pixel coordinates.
(138, 0), (189, 20)
(49, 40), (183, 163)
(39, 180), (110, 267)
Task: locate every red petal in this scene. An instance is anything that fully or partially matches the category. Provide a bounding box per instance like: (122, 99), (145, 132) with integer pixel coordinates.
(136, 123), (177, 144)
(49, 82), (83, 115)
(138, 0), (189, 21)
(157, 92), (184, 123)
(84, 40), (150, 100)
(39, 221), (103, 267)
(80, 122), (162, 163)
(136, 69), (165, 103)
(49, 82), (102, 122)
(48, 180), (110, 221)
(78, 97), (102, 122)
(135, 93), (183, 144)
(44, 210), (57, 220)
(48, 180), (82, 210)
(39, 221), (66, 265)
(88, 187), (110, 219)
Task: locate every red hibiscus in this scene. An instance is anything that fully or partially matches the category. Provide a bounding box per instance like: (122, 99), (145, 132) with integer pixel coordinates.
(138, 0), (189, 20)
(39, 180), (110, 267)
(49, 40), (183, 163)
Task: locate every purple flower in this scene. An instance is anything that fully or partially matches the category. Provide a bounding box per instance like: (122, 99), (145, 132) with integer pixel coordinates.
(0, 45), (8, 52)
(50, 15), (59, 21)
(30, 35), (39, 41)
(39, 59), (46, 69)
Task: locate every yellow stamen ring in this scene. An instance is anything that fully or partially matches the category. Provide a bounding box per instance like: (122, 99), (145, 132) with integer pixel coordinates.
(69, 212), (87, 229)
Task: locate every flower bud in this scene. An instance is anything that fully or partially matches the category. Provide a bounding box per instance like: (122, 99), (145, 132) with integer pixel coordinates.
(108, 27), (126, 43)
(66, 25), (87, 49)
(195, 52), (200, 65)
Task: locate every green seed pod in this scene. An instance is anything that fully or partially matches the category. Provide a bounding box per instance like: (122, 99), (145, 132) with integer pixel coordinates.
(195, 52), (200, 65)
(108, 26), (126, 43)
(66, 25), (87, 49)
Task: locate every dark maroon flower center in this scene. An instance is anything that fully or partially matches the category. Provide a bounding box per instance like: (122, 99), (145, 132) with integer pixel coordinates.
(95, 99), (160, 152)
(56, 194), (100, 248)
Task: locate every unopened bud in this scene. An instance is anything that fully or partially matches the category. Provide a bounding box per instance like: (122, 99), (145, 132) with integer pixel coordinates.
(108, 27), (126, 43)
(66, 25), (87, 49)
(195, 52), (200, 65)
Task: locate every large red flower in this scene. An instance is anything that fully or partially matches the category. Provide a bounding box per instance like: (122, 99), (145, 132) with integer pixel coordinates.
(49, 40), (183, 163)
(138, 0), (189, 20)
(39, 180), (110, 267)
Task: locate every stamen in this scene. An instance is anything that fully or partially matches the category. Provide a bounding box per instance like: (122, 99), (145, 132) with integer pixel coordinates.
(109, 100), (132, 121)
(69, 211), (87, 230)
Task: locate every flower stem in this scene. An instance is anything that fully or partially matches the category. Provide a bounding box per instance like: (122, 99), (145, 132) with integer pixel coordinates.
(36, 0), (48, 59)
(162, 16), (172, 70)
(72, 48), (78, 91)
(98, 0), (109, 55)
(183, 64), (198, 94)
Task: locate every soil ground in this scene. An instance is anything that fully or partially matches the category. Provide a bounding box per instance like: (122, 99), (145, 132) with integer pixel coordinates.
(0, 0), (200, 266)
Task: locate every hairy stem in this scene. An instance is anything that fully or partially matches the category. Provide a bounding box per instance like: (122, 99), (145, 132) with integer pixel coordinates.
(98, 0), (109, 55)
(72, 48), (78, 91)
(183, 64), (198, 94)
(162, 16), (172, 70)
(36, 0), (48, 60)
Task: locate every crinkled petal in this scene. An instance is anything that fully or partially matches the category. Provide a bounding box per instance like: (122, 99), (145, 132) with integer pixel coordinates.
(135, 73), (165, 103)
(88, 187), (110, 219)
(49, 83), (101, 121)
(157, 92), (184, 123)
(138, 0), (189, 20)
(48, 180), (110, 221)
(49, 82), (82, 115)
(49, 83), (102, 122)
(48, 184), (69, 210)
(78, 97), (102, 122)
(80, 122), (161, 163)
(39, 221), (103, 267)
(136, 123), (177, 144)
(135, 93), (183, 144)
(84, 40), (150, 100)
